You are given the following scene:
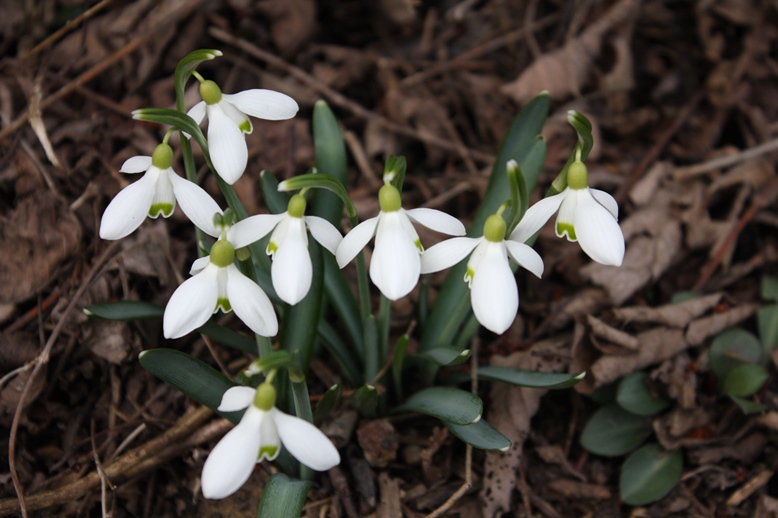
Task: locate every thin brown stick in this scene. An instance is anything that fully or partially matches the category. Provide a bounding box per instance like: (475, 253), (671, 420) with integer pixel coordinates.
(674, 136), (778, 180)
(209, 27), (495, 164)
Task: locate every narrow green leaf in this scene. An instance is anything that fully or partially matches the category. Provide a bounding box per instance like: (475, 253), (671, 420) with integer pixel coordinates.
(580, 404), (652, 457)
(392, 334), (409, 400)
(709, 327), (762, 380)
(383, 155), (406, 190)
(278, 173), (356, 219)
(722, 363), (768, 397)
(351, 384), (378, 417)
(567, 110), (594, 160)
(475, 366), (585, 389)
(505, 159), (529, 234)
(317, 319), (362, 386)
(84, 301), (163, 321)
(363, 316), (379, 384)
(199, 321), (256, 354)
(415, 347), (472, 366)
(256, 351), (296, 373)
(132, 108), (207, 151)
(322, 254), (363, 359)
(762, 275), (778, 301)
(619, 444), (682, 506)
(588, 381), (619, 405)
(313, 384), (342, 423)
(260, 170), (291, 215)
(758, 305), (778, 352)
(445, 418), (511, 451)
(257, 473), (311, 518)
(394, 387), (482, 425)
(311, 101), (348, 229)
(138, 348), (241, 423)
(616, 372), (671, 416)
(730, 395), (767, 414)
(174, 49), (222, 111)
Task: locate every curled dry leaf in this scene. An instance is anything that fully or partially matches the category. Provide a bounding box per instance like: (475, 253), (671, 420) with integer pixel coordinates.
(547, 479), (611, 500)
(501, 0), (639, 104)
(356, 419), (398, 468)
(377, 472), (403, 518)
(687, 433), (766, 465)
(685, 304), (758, 345)
(586, 314), (639, 351)
(481, 335), (570, 517)
(653, 407), (711, 450)
(255, 0), (317, 55)
(652, 353), (697, 409)
(611, 293), (723, 328)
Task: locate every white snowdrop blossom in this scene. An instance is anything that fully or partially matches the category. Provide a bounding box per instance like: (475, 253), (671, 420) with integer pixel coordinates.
(163, 215), (279, 339)
(201, 384), (340, 499)
(99, 143), (221, 240)
(336, 183), (466, 300)
(187, 80), (299, 184)
(247, 194), (342, 305)
(421, 214), (544, 334)
(510, 160), (624, 266)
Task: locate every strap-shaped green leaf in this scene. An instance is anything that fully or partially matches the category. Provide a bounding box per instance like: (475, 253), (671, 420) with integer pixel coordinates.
(312, 384), (342, 423)
(506, 159), (529, 234)
(278, 173), (357, 220)
(257, 473), (311, 518)
(392, 334), (409, 400)
(351, 384), (378, 417)
(394, 387), (482, 425)
(173, 49), (222, 111)
(322, 254), (363, 360)
(260, 170), (291, 215)
(445, 418), (511, 451)
(132, 108), (207, 152)
(473, 366), (585, 389)
(84, 301), (163, 320)
(317, 319), (362, 386)
(415, 347), (472, 366)
(138, 348), (241, 423)
(311, 101), (348, 229)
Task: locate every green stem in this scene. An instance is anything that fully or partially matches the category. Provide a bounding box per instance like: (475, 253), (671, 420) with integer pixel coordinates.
(347, 213), (372, 323)
(289, 378), (314, 481)
(378, 295), (390, 369)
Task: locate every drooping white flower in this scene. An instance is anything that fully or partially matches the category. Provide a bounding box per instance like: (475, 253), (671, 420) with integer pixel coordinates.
(201, 384), (340, 499)
(163, 216), (280, 339)
(246, 194), (342, 305)
(421, 214), (543, 334)
(336, 183), (466, 301)
(99, 143), (221, 240)
(510, 161), (624, 266)
(187, 80), (299, 184)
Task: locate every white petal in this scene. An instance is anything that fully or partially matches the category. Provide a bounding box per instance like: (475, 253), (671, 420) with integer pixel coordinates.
(207, 104), (248, 185)
(304, 216), (343, 255)
(227, 213), (286, 249)
(119, 155), (152, 174)
(272, 221), (312, 305)
(574, 190), (625, 266)
(420, 237), (480, 274)
(201, 406), (263, 499)
(590, 188), (619, 219)
(509, 190), (566, 243)
(169, 172), (223, 237)
(404, 208), (466, 236)
(218, 386), (256, 411)
(505, 240), (544, 278)
(370, 212), (420, 300)
(336, 216), (379, 268)
(163, 264), (219, 339)
(219, 99), (252, 134)
(99, 168), (158, 240)
(556, 188), (577, 241)
(187, 101), (207, 126)
(223, 90), (299, 121)
(190, 256), (211, 275)
(272, 408), (340, 471)
(149, 167), (176, 219)
(470, 242), (517, 335)
(226, 265), (279, 336)
(258, 410), (281, 462)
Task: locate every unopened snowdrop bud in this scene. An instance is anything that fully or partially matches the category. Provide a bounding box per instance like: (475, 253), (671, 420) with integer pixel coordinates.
(378, 183), (402, 212)
(199, 80), (223, 105)
(483, 214), (507, 243)
(253, 383), (277, 411)
(209, 240), (235, 267)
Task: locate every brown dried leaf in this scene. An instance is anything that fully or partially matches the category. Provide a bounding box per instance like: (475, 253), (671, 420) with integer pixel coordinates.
(586, 314), (639, 350)
(356, 419), (398, 468)
(0, 192), (81, 304)
(611, 293), (723, 328)
(547, 479), (611, 500)
(255, 0), (317, 55)
(685, 304), (758, 345)
(653, 407), (711, 450)
(688, 433), (766, 465)
(82, 320), (137, 364)
(481, 336), (570, 517)
(377, 472), (403, 518)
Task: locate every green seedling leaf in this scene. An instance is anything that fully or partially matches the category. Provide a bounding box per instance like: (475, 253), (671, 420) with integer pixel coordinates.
(351, 385), (378, 417)
(709, 327), (762, 380)
(722, 363), (768, 397)
(758, 305), (778, 352)
(415, 347), (472, 366)
(84, 301), (164, 320)
(580, 404), (652, 457)
(616, 372), (671, 416)
(445, 418), (511, 451)
(588, 381), (619, 405)
(257, 473), (311, 518)
(138, 348), (241, 423)
(762, 275), (778, 302)
(383, 155), (407, 190)
(619, 444), (682, 506)
(476, 367), (585, 389)
(313, 384), (342, 423)
(278, 173), (356, 220)
(311, 100), (348, 229)
(730, 395), (767, 414)
(394, 387), (482, 425)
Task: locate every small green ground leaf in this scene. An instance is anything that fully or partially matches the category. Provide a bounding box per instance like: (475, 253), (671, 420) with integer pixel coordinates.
(762, 275), (778, 301)
(758, 305), (778, 352)
(709, 328), (763, 379)
(351, 385), (378, 417)
(730, 395), (767, 414)
(588, 382), (619, 405)
(84, 301), (164, 320)
(722, 364), (768, 397)
(445, 418), (511, 451)
(580, 404), (652, 457)
(198, 321), (256, 354)
(415, 347), (471, 366)
(138, 348), (241, 423)
(257, 473), (311, 518)
(313, 384), (342, 423)
(476, 367), (585, 389)
(616, 372), (671, 416)
(394, 387), (482, 425)
(619, 444), (682, 506)
(670, 291), (699, 304)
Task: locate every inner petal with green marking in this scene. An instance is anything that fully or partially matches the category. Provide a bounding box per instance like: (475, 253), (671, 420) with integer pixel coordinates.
(149, 203), (174, 218)
(556, 222), (577, 241)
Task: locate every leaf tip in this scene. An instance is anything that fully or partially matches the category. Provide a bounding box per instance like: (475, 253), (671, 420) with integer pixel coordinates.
(83, 308), (93, 317)
(470, 413), (482, 424)
(498, 444), (511, 452)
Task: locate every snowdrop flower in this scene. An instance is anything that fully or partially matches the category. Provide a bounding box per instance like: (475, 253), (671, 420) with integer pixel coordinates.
(248, 194), (342, 305)
(510, 160), (624, 266)
(188, 79), (299, 184)
(421, 214), (543, 334)
(99, 143), (221, 240)
(336, 183), (466, 300)
(201, 383), (340, 499)
(163, 213), (278, 339)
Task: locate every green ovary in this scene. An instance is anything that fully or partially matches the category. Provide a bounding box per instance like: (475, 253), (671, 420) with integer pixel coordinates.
(149, 203), (174, 218)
